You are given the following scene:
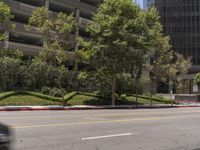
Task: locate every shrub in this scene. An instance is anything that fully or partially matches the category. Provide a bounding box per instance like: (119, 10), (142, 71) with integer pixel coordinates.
(24, 91), (61, 102)
(48, 88), (66, 97)
(120, 94), (127, 102)
(41, 87), (51, 95)
(0, 57), (23, 91)
(27, 61), (58, 90)
(116, 74), (150, 95)
(41, 87), (67, 97)
(116, 74), (134, 94)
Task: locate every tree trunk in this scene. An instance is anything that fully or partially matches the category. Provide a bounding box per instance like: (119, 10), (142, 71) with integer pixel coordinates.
(169, 82), (174, 106)
(135, 78), (138, 107)
(58, 72), (66, 107)
(61, 95), (66, 107)
(73, 59), (79, 90)
(149, 78), (157, 106)
(111, 76), (116, 107)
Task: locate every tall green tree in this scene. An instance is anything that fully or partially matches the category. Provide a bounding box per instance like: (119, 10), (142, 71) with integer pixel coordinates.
(145, 7), (191, 102)
(148, 36), (173, 98)
(168, 53), (191, 95)
(125, 10), (149, 106)
(33, 42), (69, 106)
(27, 7), (76, 105)
(144, 7), (173, 104)
(85, 0), (147, 106)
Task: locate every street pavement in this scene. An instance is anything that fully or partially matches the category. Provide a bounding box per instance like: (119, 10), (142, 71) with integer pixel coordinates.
(1, 108), (200, 150)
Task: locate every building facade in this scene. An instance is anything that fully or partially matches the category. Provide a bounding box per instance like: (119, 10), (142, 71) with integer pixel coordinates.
(144, 0), (200, 93)
(146, 0), (200, 73)
(143, 0), (154, 10)
(1, 0), (101, 58)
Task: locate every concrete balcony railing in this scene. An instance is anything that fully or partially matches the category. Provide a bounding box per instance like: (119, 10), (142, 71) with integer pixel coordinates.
(6, 0), (36, 15)
(11, 21), (77, 44)
(12, 21), (41, 36)
(6, 41), (74, 60)
(7, 41), (43, 56)
(51, 0), (77, 8)
(80, 2), (97, 14)
(79, 17), (91, 27)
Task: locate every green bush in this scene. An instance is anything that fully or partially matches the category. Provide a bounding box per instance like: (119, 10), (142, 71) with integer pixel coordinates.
(117, 74), (150, 95)
(120, 94), (127, 102)
(41, 87), (51, 95)
(0, 57), (23, 91)
(27, 61), (59, 90)
(49, 88), (66, 97)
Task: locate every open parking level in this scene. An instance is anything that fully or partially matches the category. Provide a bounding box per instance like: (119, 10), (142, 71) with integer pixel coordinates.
(1, 108), (200, 150)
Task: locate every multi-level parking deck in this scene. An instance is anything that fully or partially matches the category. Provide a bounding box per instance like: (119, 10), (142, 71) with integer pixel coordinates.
(2, 0), (102, 57)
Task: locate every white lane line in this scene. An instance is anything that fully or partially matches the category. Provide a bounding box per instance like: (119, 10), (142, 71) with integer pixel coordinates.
(81, 133), (134, 140)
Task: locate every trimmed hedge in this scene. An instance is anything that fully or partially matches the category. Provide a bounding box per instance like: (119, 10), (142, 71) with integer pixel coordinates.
(22, 91), (61, 102)
(0, 91), (18, 101)
(64, 92), (78, 101)
(126, 94), (174, 104)
(0, 91), (61, 102)
(0, 95), (60, 106)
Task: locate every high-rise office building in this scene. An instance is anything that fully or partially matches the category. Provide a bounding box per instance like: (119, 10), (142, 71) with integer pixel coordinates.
(143, 0), (154, 10)
(144, 0), (200, 93)
(145, 0), (200, 72)
(1, 0), (101, 59)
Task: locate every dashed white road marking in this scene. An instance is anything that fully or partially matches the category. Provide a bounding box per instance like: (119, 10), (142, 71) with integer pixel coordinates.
(81, 133), (135, 140)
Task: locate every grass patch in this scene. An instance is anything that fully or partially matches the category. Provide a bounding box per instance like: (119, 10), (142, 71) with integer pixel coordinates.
(0, 91), (19, 100)
(0, 95), (60, 106)
(0, 91), (174, 106)
(126, 94), (174, 104)
(126, 96), (164, 105)
(21, 91), (61, 102)
(0, 91), (61, 102)
(67, 94), (110, 106)
(67, 93), (173, 106)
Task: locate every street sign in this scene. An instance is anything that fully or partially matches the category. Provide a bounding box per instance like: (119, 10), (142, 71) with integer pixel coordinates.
(193, 85), (198, 93)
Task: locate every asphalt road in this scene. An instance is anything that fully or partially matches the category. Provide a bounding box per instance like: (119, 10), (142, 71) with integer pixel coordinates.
(1, 108), (200, 150)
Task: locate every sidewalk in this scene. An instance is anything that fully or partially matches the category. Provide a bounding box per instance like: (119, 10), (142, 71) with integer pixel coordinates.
(0, 104), (200, 111)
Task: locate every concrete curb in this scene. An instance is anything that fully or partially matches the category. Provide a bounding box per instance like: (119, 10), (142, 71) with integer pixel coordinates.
(0, 105), (199, 111)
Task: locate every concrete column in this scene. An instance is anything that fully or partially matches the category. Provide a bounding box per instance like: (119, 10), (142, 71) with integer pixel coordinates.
(43, 0), (49, 47)
(3, 31), (9, 50)
(45, 0), (49, 9)
(74, 7), (80, 51)
(73, 0), (80, 90)
(74, 0), (80, 53)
